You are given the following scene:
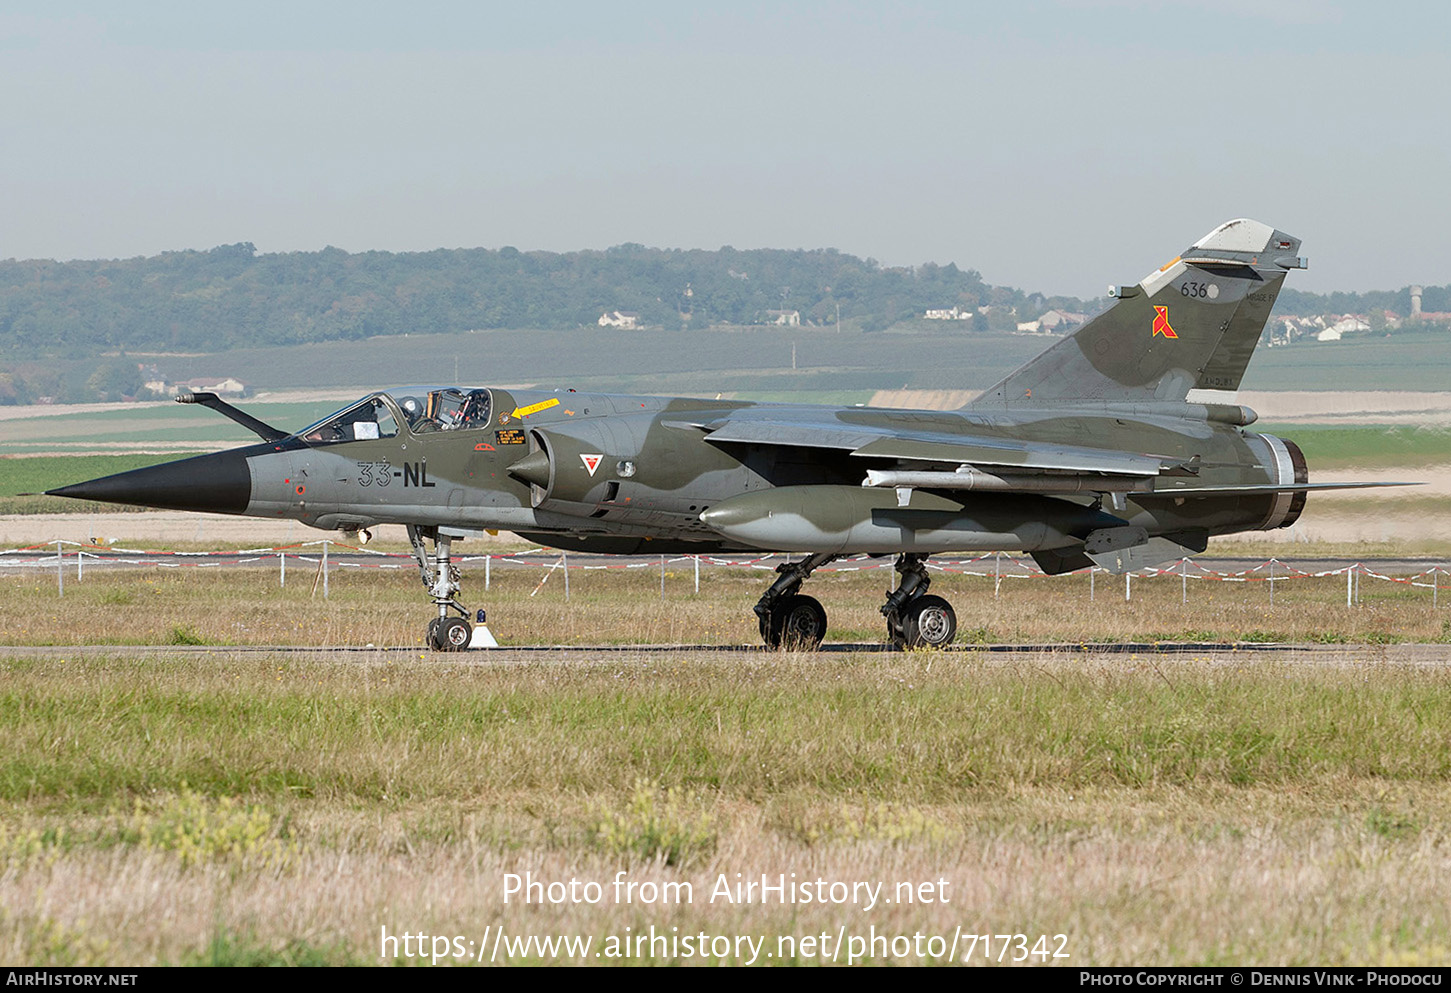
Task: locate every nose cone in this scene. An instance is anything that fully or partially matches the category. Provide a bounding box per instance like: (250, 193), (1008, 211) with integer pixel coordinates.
(47, 450), (252, 514)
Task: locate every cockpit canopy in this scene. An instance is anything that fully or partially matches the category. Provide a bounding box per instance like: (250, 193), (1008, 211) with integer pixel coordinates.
(295, 388), (493, 445)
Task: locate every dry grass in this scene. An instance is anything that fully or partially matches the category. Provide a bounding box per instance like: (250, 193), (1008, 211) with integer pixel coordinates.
(2, 557), (1449, 648)
(2, 650), (1451, 965)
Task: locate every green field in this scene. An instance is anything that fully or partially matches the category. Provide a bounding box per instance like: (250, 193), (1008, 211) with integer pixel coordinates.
(0, 401), (342, 456)
(145, 325), (1040, 394)
(1260, 423), (1451, 468)
(0, 454), (207, 514)
(1243, 329), (1451, 392)
(2, 647), (1449, 965)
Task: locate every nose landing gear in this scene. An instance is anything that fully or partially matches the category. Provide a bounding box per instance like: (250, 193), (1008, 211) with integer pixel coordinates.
(408, 524), (473, 651)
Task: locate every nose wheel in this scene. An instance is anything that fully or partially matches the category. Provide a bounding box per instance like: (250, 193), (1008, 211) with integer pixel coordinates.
(409, 525), (475, 651)
(427, 616), (473, 651)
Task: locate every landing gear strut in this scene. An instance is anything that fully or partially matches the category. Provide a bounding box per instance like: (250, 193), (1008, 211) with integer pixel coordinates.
(882, 553), (957, 649)
(754, 553), (837, 650)
(408, 525), (473, 651)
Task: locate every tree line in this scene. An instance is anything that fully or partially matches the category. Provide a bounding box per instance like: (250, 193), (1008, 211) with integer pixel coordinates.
(0, 241), (1104, 360)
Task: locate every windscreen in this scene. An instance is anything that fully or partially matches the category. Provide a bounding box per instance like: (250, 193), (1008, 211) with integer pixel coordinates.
(296, 395), (399, 444)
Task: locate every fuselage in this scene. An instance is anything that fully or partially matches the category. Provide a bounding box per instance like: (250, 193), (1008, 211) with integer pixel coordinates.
(59, 385), (1305, 558)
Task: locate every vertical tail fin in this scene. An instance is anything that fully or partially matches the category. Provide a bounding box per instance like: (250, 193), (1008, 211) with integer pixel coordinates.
(971, 219), (1305, 407)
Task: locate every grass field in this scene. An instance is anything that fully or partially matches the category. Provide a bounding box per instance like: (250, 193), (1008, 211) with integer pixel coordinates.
(0, 454), (209, 515)
(3, 559), (1450, 648)
(141, 325), (1042, 395)
(1259, 423), (1451, 469)
(1242, 330), (1451, 392)
(0, 401), (340, 456)
(2, 647), (1450, 965)
(4, 561), (1451, 965)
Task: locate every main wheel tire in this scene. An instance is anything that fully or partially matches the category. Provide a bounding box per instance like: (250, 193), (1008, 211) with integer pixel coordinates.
(899, 594), (956, 649)
(432, 616), (472, 651)
(426, 617), (442, 647)
(764, 594), (828, 651)
(885, 610), (905, 648)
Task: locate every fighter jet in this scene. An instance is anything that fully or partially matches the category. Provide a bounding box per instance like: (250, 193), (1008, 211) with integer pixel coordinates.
(48, 219), (1403, 651)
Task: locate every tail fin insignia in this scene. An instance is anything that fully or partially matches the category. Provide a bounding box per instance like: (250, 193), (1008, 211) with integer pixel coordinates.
(1151, 306), (1178, 339)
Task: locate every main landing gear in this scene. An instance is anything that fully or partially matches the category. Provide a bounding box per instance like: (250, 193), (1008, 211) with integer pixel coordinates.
(752, 552), (958, 651)
(754, 553), (837, 650)
(408, 525), (474, 651)
(881, 554), (957, 649)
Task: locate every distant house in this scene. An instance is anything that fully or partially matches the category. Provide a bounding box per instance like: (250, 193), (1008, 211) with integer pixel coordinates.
(1324, 315), (1371, 340)
(137, 363), (169, 395)
(598, 311), (641, 329)
(179, 376), (248, 397)
(765, 309), (801, 327)
(1037, 309), (1087, 332)
(924, 307), (971, 321)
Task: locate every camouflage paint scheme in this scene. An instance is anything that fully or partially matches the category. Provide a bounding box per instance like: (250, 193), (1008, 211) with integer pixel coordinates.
(52, 220), (1397, 649)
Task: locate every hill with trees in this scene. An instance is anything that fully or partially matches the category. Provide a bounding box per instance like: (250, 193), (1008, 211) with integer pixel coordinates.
(0, 242), (1069, 359)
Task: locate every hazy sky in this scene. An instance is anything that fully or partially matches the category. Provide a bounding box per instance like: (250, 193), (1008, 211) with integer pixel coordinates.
(2, 1), (1448, 297)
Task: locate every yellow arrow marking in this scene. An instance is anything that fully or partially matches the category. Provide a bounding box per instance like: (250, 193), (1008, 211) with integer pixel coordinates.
(511, 398), (560, 418)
